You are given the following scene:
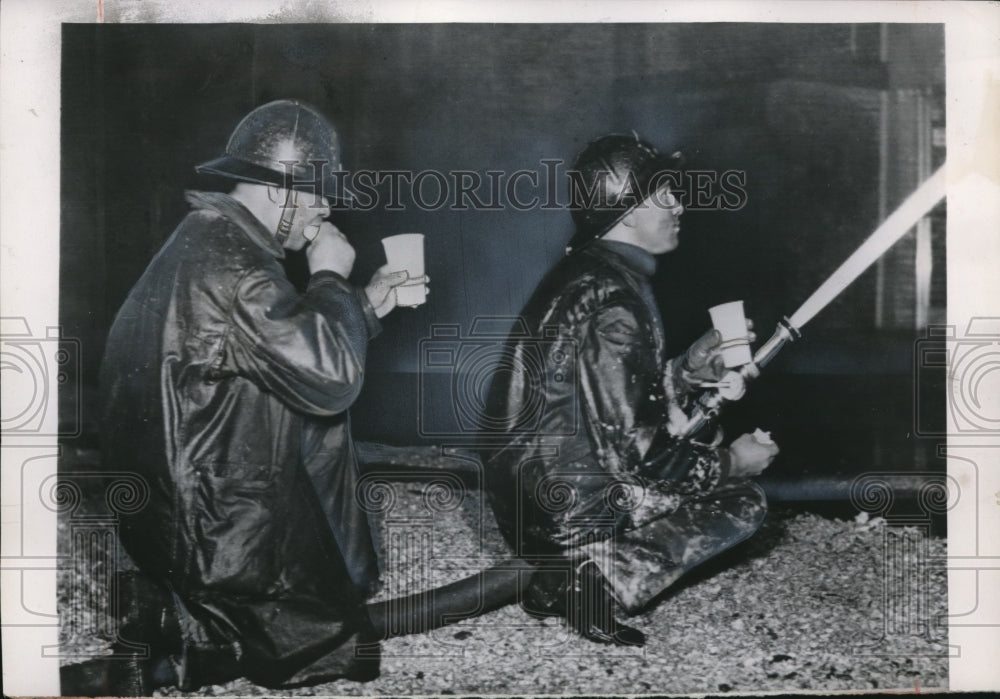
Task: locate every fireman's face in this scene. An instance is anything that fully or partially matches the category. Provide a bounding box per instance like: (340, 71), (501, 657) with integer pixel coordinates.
(272, 188), (332, 251)
(627, 186), (685, 255)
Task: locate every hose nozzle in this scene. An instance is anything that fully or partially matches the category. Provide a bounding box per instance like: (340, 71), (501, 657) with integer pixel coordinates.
(679, 318), (799, 438)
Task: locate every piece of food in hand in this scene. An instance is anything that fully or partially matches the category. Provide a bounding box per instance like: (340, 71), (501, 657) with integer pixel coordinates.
(752, 428), (773, 445)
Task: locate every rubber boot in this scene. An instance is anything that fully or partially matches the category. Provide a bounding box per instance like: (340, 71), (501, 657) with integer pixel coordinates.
(569, 560), (645, 647)
(522, 559), (645, 646)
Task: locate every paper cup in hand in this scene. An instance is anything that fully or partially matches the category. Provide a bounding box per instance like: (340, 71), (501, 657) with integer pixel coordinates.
(708, 301), (753, 368)
(381, 234), (427, 307)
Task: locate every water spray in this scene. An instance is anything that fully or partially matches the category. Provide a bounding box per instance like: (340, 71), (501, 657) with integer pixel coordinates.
(680, 163), (948, 438)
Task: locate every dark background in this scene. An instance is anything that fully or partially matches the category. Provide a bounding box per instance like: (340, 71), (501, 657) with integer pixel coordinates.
(60, 23), (946, 498)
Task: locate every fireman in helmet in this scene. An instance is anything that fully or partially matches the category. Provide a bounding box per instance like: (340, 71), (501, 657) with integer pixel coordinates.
(481, 133), (779, 646)
(75, 100), (418, 694)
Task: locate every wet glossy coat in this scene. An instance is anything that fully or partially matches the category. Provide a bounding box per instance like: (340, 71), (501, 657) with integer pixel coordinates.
(100, 191), (380, 687)
(483, 242), (726, 550)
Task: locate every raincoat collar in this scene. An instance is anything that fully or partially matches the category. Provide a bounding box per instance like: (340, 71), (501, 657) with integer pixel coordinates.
(184, 190), (285, 259)
(591, 239), (657, 278)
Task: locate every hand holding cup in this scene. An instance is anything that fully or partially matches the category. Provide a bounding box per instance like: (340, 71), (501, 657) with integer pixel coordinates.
(365, 266), (429, 318)
(708, 301), (754, 368)
(381, 234), (428, 307)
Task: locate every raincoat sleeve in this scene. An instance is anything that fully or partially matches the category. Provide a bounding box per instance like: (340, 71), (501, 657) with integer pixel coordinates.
(580, 300), (727, 530)
(222, 267), (379, 416)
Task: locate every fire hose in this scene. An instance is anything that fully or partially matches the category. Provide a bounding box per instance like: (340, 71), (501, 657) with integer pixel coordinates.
(680, 163), (948, 438)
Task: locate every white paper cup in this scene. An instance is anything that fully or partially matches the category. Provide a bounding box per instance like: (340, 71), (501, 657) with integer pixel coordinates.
(708, 301), (753, 368)
(381, 233), (427, 307)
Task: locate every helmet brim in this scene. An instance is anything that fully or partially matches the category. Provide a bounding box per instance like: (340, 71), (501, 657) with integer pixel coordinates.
(195, 155), (357, 204)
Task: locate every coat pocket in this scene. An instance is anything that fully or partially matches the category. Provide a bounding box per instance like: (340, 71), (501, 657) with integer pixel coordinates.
(190, 467), (280, 595)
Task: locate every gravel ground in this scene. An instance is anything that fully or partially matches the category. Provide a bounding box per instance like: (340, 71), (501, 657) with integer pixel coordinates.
(59, 474), (948, 695)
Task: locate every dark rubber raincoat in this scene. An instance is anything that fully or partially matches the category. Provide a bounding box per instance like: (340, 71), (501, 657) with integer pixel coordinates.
(482, 240), (766, 612)
(100, 191), (381, 688)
